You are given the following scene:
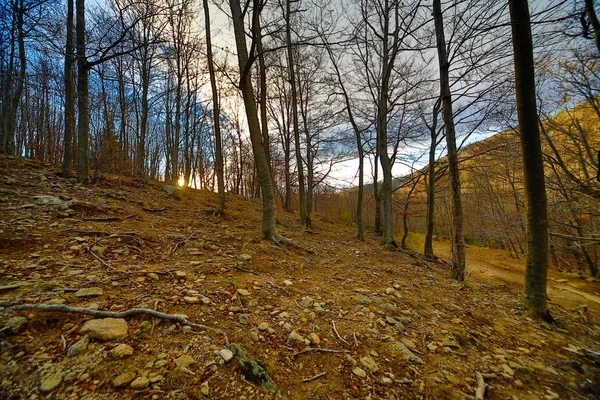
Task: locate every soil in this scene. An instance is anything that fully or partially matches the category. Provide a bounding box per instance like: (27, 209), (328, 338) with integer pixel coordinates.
(0, 154), (599, 400)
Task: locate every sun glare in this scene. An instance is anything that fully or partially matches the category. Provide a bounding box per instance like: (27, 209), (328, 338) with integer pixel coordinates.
(177, 177), (185, 187)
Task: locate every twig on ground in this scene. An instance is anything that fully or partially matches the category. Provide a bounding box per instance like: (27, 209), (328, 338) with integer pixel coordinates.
(302, 372), (326, 382)
(475, 371), (487, 400)
(332, 321), (349, 345)
(3, 304), (210, 330)
(292, 348), (350, 357)
(234, 265), (259, 275)
(548, 380), (588, 400)
(88, 249), (114, 272)
(569, 304), (588, 312)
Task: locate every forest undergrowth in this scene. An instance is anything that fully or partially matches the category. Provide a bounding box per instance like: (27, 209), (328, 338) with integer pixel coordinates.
(0, 154), (599, 399)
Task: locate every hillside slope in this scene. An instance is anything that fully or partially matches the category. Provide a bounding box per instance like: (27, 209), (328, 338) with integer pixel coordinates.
(0, 154), (599, 399)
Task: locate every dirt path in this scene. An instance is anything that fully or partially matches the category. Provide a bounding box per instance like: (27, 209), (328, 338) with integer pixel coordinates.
(407, 234), (600, 315)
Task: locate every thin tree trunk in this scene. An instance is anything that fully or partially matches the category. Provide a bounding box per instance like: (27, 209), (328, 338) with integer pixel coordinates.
(424, 101), (440, 258)
(509, 0), (550, 320)
(433, 0), (465, 280)
(76, 0), (89, 182)
(285, 0), (306, 223)
(229, 0), (279, 240)
(203, 0), (225, 213)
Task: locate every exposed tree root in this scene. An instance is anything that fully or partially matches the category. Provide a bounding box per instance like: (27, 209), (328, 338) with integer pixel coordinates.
(3, 304), (214, 332)
(269, 234), (314, 254)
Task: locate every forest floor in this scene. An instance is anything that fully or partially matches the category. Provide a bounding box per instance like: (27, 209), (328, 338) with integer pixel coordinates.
(0, 154), (599, 400)
(404, 234), (600, 315)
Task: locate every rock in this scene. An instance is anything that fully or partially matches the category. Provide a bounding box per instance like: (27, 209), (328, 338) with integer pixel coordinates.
(148, 273), (159, 281)
(299, 296), (314, 308)
(360, 356), (378, 373)
(238, 314), (249, 325)
(378, 302), (398, 315)
(237, 289), (251, 297)
(40, 372), (63, 393)
(67, 335), (89, 357)
(308, 332), (321, 345)
(130, 376), (149, 390)
(75, 287), (104, 298)
(5, 316), (28, 334)
(353, 367), (367, 378)
(201, 296), (210, 304)
(140, 321), (152, 333)
(175, 270), (187, 279)
(111, 343), (134, 358)
(283, 280), (293, 286)
(184, 296), (199, 304)
(219, 349), (234, 362)
(80, 318), (128, 341)
(257, 322), (270, 331)
(238, 254), (252, 262)
(200, 381), (209, 396)
(443, 338), (460, 349)
(392, 341), (423, 364)
(113, 372), (136, 388)
(314, 306), (326, 316)
(35, 196), (63, 206)
(175, 354), (195, 368)
(501, 364), (515, 376)
(287, 330), (305, 344)
(354, 294), (371, 305)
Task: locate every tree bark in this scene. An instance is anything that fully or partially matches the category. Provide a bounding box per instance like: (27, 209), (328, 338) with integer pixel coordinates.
(509, 0), (550, 320)
(285, 0), (306, 223)
(229, 0), (279, 240)
(62, 0), (75, 177)
(433, 0), (465, 280)
(76, 0), (90, 182)
(203, 0), (225, 214)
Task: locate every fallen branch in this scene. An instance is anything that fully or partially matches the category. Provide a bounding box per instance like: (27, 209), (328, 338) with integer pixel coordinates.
(475, 371), (487, 400)
(292, 347), (350, 357)
(392, 379), (413, 385)
(569, 304), (588, 313)
(235, 265), (259, 275)
(3, 304), (209, 330)
(302, 372), (326, 382)
(88, 249), (114, 272)
(332, 321), (350, 345)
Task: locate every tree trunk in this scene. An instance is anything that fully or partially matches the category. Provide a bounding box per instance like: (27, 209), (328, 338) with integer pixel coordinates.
(585, 0), (600, 54)
(76, 0), (90, 182)
(433, 0), (465, 280)
(285, 0), (306, 223)
(62, 0), (75, 177)
(509, 0), (550, 320)
(423, 102), (440, 258)
(229, 0), (279, 240)
(203, 0), (225, 214)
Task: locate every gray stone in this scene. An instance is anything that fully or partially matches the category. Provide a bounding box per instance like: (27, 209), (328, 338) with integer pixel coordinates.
(257, 322), (270, 331)
(80, 318), (128, 341)
(67, 335), (89, 357)
(287, 330), (305, 344)
(147, 273), (159, 281)
(360, 356), (378, 373)
(238, 254), (252, 262)
(184, 296), (199, 304)
(392, 341), (423, 364)
(75, 287), (104, 298)
(352, 367), (367, 378)
(112, 372), (136, 387)
(238, 314), (249, 325)
(130, 376), (149, 389)
(299, 296), (314, 308)
(40, 372), (63, 393)
(354, 294), (371, 305)
(140, 321), (152, 333)
(237, 289), (250, 297)
(111, 343), (134, 357)
(200, 381), (209, 396)
(219, 349), (234, 362)
(35, 196), (63, 206)
(5, 316), (28, 334)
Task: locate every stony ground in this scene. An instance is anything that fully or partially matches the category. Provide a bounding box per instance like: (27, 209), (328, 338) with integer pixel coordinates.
(0, 154), (599, 400)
